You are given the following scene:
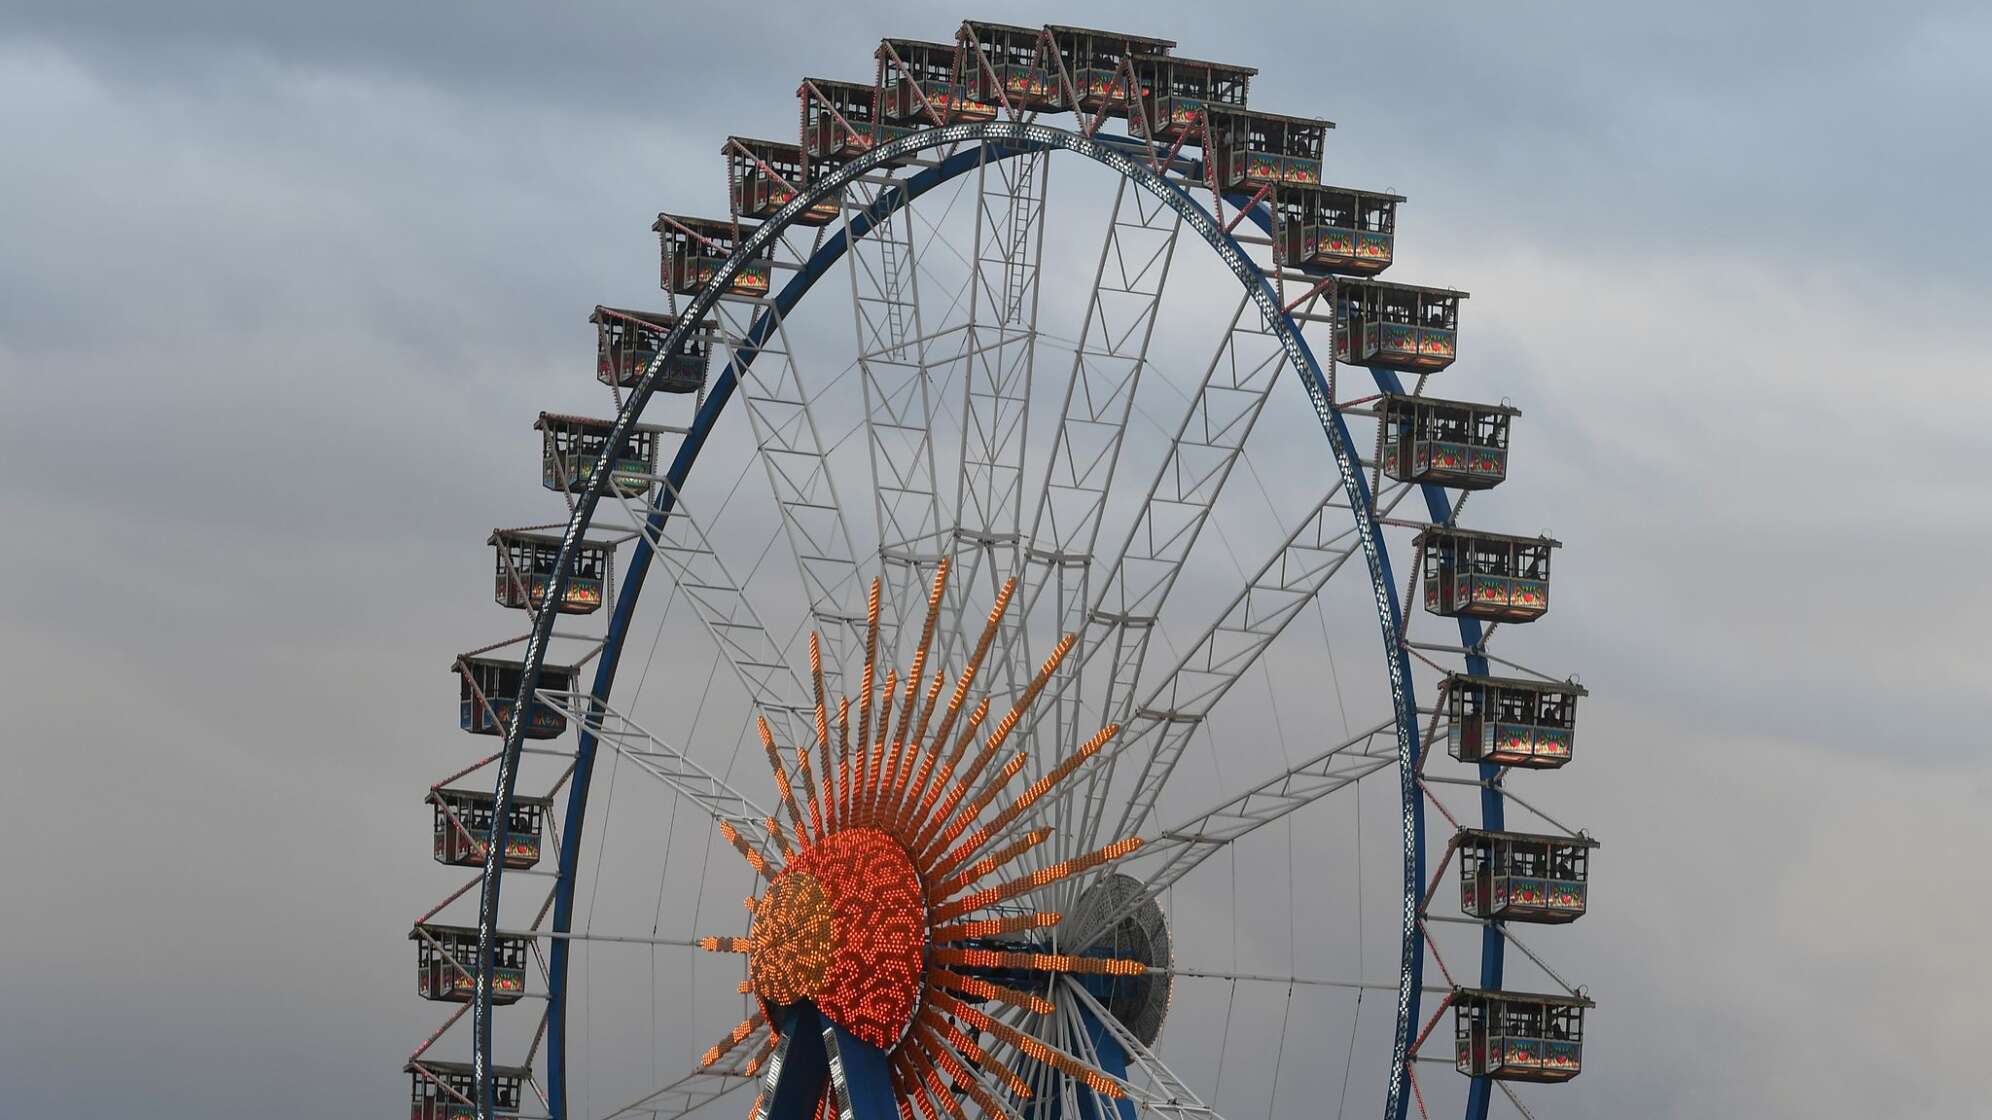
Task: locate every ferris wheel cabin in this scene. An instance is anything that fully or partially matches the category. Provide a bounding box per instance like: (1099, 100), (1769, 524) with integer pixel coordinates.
(958, 21), (1063, 113)
(592, 306), (713, 394)
(1456, 828), (1596, 924)
(1275, 184), (1400, 275)
(1043, 25), (1177, 117)
(412, 923), (529, 1004)
(878, 38), (994, 126)
(1452, 988), (1591, 1083)
(536, 412), (668, 499)
(429, 786), (553, 868)
(1205, 106), (1331, 192)
(407, 1060), (528, 1120)
(1131, 54), (1255, 142)
(1335, 278), (1465, 372)
(455, 655), (576, 739)
(489, 529), (613, 615)
(800, 77), (916, 168)
(726, 137), (839, 226)
(1417, 527), (1557, 623)
(1377, 393), (1516, 490)
(1443, 672), (1585, 769)
(655, 213), (772, 299)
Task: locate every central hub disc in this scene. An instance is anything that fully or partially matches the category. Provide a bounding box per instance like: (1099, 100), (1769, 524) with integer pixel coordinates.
(749, 828), (926, 1049)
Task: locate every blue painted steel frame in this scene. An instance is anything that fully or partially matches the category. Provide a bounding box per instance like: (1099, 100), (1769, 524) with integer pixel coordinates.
(1232, 202), (1505, 1120)
(468, 122), (1436, 1120)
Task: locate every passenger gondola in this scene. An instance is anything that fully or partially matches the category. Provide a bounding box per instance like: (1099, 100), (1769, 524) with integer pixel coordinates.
(454, 655), (577, 739)
(591, 306), (713, 393)
(428, 785), (553, 867)
(411, 923), (530, 1003)
(655, 213), (772, 298)
(1417, 527), (1558, 623)
(1456, 828), (1597, 924)
(1443, 672), (1586, 768)
(1376, 393), (1515, 490)
(1453, 989), (1592, 1083)
(1335, 278), (1466, 372)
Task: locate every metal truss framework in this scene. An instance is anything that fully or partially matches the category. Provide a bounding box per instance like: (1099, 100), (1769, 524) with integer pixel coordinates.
(457, 121), (1504, 1120)
(1021, 178), (1183, 830)
(711, 286), (870, 701)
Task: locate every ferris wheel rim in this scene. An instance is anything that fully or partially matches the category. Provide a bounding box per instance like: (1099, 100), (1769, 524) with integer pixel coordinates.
(469, 121), (1431, 1120)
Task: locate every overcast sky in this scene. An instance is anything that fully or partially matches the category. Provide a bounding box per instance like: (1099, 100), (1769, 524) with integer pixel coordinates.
(3, 2), (1989, 1119)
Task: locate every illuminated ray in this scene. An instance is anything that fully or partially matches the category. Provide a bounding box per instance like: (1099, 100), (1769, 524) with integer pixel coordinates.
(889, 1065), (917, 1120)
(904, 655), (946, 777)
(857, 668), (891, 826)
(698, 1011), (767, 1068)
(926, 989), (1127, 1099)
(929, 966), (1056, 1015)
(898, 578), (1015, 835)
(882, 562), (950, 824)
(904, 1032), (969, 1120)
(930, 723), (1120, 879)
(879, 668), (920, 827)
(897, 1042), (954, 1120)
(765, 816), (794, 861)
(864, 669), (896, 825)
(718, 820), (775, 880)
(912, 1053), (959, 1120)
(930, 947), (1146, 977)
(698, 935), (754, 954)
(743, 1032), (778, 1078)
(930, 911), (1061, 942)
(935, 827), (1053, 899)
(920, 1007), (1033, 1098)
(905, 696), (991, 844)
(923, 751), (1031, 868)
(856, 578), (881, 823)
(807, 631), (832, 836)
(793, 739), (823, 842)
(883, 671), (946, 829)
(914, 732), (1015, 862)
(891, 675), (965, 842)
(909, 1028), (1003, 1120)
(933, 837), (1143, 921)
(912, 633), (1077, 856)
(757, 716), (809, 844)
(836, 696), (852, 829)
(891, 1051), (946, 1120)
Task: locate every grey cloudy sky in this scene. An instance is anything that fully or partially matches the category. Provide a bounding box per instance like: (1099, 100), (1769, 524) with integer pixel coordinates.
(3, 2), (1989, 1119)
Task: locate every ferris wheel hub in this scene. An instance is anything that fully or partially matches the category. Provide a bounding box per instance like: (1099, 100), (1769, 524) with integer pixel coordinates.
(750, 827), (927, 1050)
(1068, 873), (1173, 1046)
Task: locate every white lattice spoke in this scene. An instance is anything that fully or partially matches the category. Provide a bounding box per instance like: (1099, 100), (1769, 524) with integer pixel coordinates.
(535, 690), (777, 855)
(1065, 478), (1415, 857)
(1060, 980), (1223, 1120)
(1023, 177), (1184, 860)
(608, 484), (813, 748)
(713, 299), (868, 696)
(843, 173), (950, 654)
(935, 146), (1052, 711)
(1066, 718), (1398, 950)
(598, 1041), (763, 1120)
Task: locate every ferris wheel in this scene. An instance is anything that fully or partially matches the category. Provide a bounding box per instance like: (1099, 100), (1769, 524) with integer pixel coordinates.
(405, 20), (1599, 1120)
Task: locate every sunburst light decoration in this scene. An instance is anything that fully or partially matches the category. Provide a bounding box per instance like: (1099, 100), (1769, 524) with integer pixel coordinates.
(693, 559), (1150, 1118)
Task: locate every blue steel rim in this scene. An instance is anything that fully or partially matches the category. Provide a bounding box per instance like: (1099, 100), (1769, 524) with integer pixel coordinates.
(1228, 211), (1506, 1120)
(469, 121), (1441, 1120)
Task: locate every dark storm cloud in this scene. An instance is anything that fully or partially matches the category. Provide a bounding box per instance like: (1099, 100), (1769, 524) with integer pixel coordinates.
(2, 4), (1987, 1120)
